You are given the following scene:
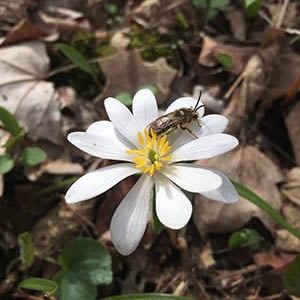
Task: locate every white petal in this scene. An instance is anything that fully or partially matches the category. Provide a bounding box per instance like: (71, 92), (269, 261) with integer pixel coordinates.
(104, 97), (140, 147)
(164, 97), (205, 117)
(65, 163), (138, 203)
(132, 89), (158, 130)
(199, 114), (228, 136)
(155, 173), (192, 230)
(110, 174), (153, 255)
(168, 114), (229, 151)
(169, 133), (239, 163)
(67, 132), (132, 161)
(200, 168), (239, 203)
(86, 120), (133, 148)
(162, 164), (222, 193)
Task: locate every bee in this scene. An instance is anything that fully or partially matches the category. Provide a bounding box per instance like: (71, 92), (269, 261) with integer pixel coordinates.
(148, 93), (204, 138)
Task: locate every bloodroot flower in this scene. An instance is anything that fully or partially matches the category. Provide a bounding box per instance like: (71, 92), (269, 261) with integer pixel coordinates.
(65, 89), (239, 255)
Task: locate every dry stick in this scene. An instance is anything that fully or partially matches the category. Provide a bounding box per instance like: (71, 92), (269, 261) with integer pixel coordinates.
(224, 72), (245, 100)
(275, 0), (289, 28)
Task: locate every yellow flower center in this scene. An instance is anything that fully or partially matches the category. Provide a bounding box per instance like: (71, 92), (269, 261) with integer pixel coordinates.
(126, 129), (172, 176)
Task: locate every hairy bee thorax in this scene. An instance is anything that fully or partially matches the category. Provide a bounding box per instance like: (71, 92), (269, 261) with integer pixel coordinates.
(147, 95), (204, 139)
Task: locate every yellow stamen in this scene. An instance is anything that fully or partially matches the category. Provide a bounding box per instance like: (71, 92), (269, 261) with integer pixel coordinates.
(126, 130), (172, 176)
(138, 132), (144, 146)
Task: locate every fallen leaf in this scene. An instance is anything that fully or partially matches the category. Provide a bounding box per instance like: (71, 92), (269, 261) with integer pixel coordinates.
(285, 101), (300, 166)
(98, 50), (177, 102)
(25, 156), (84, 181)
(275, 201), (300, 252)
(193, 146), (283, 236)
(198, 35), (257, 74)
(131, 0), (187, 29)
(254, 251), (295, 269)
(276, 229), (300, 252)
(282, 202), (300, 232)
(1, 19), (47, 46)
(224, 48), (274, 135)
(281, 167), (300, 206)
(31, 200), (96, 257)
(0, 41), (63, 145)
(268, 2), (300, 28)
(263, 48), (300, 103)
(225, 10), (247, 42)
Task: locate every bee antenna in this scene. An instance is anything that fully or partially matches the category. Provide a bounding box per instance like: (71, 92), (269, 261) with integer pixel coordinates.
(194, 91), (204, 111)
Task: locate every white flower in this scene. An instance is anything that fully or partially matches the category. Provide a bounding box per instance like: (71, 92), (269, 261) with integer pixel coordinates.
(65, 89), (239, 255)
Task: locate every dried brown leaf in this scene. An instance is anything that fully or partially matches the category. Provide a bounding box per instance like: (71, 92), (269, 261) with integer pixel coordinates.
(254, 251), (295, 269)
(31, 201), (95, 257)
(285, 102), (300, 166)
(1, 19), (47, 46)
(263, 48), (300, 102)
(198, 35), (257, 74)
(98, 50), (176, 102)
(0, 41), (63, 145)
(131, 0), (187, 29)
(275, 200), (300, 252)
(193, 146), (283, 236)
(281, 167), (300, 206)
(225, 10), (247, 42)
(276, 229), (300, 252)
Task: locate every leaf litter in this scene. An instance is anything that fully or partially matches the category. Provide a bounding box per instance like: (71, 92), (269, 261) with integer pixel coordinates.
(0, 0), (300, 299)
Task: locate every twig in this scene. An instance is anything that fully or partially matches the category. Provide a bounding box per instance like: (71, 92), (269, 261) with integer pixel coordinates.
(224, 72), (244, 100)
(276, 0), (289, 28)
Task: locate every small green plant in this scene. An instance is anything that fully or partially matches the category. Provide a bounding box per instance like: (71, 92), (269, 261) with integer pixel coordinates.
(18, 237), (112, 300)
(0, 107), (47, 175)
(241, 0), (261, 19)
(192, 0), (231, 20)
(228, 228), (261, 251)
(18, 278), (58, 298)
(18, 232), (34, 268)
(284, 254), (300, 297)
(54, 237), (112, 300)
(216, 53), (233, 69)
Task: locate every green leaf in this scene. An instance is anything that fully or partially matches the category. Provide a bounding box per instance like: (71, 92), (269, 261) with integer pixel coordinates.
(192, 0), (206, 7)
(176, 11), (189, 29)
(228, 228), (261, 251)
(216, 53), (233, 69)
(104, 3), (118, 14)
(0, 106), (22, 136)
(102, 293), (192, 300)
(18, 277), (58, 297)
(55, 237), (112, 300)
(55, 43), (94, 75)
(57, 237), (112, 285)
(211, 0), (230, 9)
(115, 92), (133, 106)
(241, 0), (261, 18)
(17, 232), (34, 267)
(3, 129), (26, 149)
(32, 176), (80, 199)
(207, 7), (219, 20)
(0, 153), (14, 174)
(54, 270), (97, 300)
(284, 254), (300, 297)
(232, 180), (300, 240)
(19, 147), (47, 166)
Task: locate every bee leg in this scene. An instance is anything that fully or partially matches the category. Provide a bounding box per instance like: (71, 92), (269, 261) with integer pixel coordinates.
(180, 126), (198, 138)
